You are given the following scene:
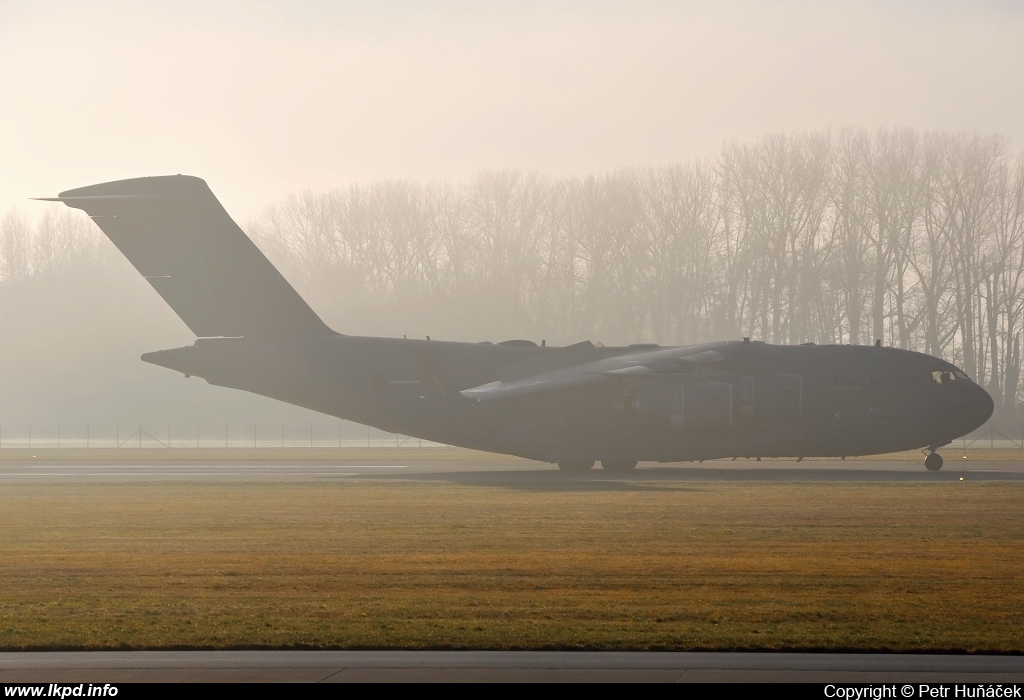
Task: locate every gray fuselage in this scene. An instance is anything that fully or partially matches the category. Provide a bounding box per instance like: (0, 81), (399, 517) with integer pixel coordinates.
(143, 336), (994, 463)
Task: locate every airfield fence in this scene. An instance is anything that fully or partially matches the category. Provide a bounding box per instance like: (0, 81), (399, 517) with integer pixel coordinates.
(0, 423), (1020, 452)
(0, 423), (446, 449)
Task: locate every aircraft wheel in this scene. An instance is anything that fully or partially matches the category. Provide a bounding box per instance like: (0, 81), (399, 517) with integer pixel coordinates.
(601, 459), (638, 473)
(558, 460), (595, 472)
(925, 453), (943, 471)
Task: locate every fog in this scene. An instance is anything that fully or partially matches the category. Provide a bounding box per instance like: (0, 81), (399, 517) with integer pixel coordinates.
(2, 2), (1023, 428)
(3, 1), (1024, 219)
(3, 128), (1023, 431)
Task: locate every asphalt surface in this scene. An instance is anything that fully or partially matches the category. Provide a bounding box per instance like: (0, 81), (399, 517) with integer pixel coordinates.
(0, 457), (1022, 483)
(0, 651), (1022, 683)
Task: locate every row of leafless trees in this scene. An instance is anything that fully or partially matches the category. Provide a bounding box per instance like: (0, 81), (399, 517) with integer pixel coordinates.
(0, 207), (103, 283)
(247, 129), (1024, 416)
(3, 129), (1023, 419)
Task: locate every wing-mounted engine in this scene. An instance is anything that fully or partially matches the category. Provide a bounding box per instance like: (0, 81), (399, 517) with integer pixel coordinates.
(459, 341), (804, 430)
(728, 373), (803, 421)
(631, 372), (802, 429)
(633, 380), (733, 430)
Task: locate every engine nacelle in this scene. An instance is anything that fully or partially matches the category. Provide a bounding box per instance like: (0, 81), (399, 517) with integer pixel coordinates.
(633, 381), (733, 430)
(633, 373), (803, 428)
(730, 373), (802, 421)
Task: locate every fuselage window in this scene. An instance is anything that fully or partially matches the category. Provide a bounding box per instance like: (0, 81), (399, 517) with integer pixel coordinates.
(932, 370), (955, 384)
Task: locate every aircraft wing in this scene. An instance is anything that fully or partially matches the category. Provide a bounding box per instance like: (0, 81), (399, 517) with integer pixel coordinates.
(460, 344), (729, 402)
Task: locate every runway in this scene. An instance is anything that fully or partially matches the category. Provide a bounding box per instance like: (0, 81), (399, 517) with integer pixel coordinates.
(1, 651), (1022, 682)
(0, 458), (1021, 482)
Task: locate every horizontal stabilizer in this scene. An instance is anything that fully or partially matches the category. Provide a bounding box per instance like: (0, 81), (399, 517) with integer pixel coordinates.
(54, 175), (333, 338)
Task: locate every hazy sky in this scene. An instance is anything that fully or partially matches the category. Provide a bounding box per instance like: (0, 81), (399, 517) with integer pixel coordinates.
(3, 0), (1023, 221)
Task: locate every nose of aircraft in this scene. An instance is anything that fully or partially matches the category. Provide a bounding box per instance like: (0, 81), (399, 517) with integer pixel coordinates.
(962, 381), (995, 433)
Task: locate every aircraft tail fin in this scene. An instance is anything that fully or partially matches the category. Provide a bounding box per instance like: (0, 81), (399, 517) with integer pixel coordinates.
(54, 175), (333, 338)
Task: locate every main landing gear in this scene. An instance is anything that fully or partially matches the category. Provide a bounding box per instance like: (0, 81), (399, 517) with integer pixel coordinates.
(601, 459), (638, 473)
(924, 451), (944, 472)
(558, 460), (595, 472)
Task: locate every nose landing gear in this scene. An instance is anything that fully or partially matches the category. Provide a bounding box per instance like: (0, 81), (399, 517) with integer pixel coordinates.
(924, 451), (944, 472)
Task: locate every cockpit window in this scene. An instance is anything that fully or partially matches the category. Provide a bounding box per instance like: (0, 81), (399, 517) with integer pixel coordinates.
(932, 370), (957, 384)
(954, 370), (970, 381)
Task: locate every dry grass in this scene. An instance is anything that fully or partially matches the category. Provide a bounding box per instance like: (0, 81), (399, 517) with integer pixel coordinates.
(0, 480), (1021, 651)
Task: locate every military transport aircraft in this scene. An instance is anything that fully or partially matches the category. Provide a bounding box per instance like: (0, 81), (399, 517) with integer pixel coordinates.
(43, 175), (994, 472)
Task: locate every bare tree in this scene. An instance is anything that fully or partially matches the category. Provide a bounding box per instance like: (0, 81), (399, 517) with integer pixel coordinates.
(0, 210), (31, 283)
(12, 128), (1024, 424)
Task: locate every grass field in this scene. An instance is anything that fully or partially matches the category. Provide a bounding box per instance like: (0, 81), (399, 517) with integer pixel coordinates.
(0, 479), (1021, 651)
